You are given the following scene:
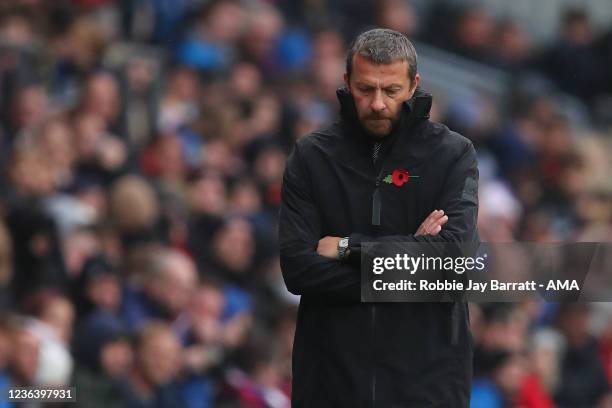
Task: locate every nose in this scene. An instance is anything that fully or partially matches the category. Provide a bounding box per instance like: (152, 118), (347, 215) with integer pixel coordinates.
(370, 90), (386, 113)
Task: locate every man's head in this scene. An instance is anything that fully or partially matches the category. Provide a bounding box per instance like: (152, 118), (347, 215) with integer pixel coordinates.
(144, 248), (198, 317)
(344, 28), (420, 137)
(10, 325), (40, 386)
(133, 322), (182, 387)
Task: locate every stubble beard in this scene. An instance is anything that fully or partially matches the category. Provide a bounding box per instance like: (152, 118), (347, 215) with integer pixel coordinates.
(360, 115), (399, 138)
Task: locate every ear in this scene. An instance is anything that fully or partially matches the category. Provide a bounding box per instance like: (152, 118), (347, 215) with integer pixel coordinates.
(408, 73), (421, 97)
(343, 72), (350, 90)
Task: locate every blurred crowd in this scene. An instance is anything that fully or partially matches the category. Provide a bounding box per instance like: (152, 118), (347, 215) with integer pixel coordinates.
(0, 0), (611, 407)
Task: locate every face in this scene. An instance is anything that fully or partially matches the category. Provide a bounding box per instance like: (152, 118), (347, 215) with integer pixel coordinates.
(41, 297), (75, 343)
(11, 330), (40, 385)
(101, 339), (133, 378)
(148, 252), (198, 317)
(189, 286), (224, 344)
(345, 54), (419, 137)
(138, 330), (182, 386)
(213, 219), (255, 273)
(87, 274), (121, 312)
(85, 73), (120, 122)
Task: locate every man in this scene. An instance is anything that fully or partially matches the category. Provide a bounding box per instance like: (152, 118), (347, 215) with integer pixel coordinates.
(279, 28), (479, 407)
(121, 322), (185, 407)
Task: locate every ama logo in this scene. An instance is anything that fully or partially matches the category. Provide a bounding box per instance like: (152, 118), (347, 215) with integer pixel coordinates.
(546, 280), (580, 290)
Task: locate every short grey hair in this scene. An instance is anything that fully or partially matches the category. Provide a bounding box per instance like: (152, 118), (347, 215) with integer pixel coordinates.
(346, 28), (418, 82)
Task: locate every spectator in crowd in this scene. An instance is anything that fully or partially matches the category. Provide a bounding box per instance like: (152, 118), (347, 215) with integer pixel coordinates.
(221, 333), (291, 408)
(0, 318), (13, 408)
(535, 8), (607, 105)
(73, 253), (122, 317)
(0, 222), (13, 309)
(121, 321), (185, 408)
(450, 5), (496, 64)
(491, 20), (532, 71)
(5, 320), (40, 388)
(121, 247), (198, 329)
(73, 311), (132, 408)
(108, 175), (162, 246)
(554, 303), (610, 406)
(472, 348), (528, 408)
(20, 290), (75, 386)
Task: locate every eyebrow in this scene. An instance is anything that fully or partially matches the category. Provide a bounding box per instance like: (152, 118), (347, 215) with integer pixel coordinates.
(355, 82), (403, 89)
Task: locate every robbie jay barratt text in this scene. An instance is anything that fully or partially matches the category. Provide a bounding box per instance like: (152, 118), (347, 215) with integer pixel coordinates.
(371, 279), (581, 292)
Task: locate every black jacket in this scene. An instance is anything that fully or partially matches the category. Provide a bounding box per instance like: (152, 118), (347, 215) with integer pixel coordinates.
(279, 87), (479, 407)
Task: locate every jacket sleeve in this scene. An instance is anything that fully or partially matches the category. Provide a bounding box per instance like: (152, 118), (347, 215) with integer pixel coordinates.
(347, 141), (479, 262)
(279, 143), (361, 299)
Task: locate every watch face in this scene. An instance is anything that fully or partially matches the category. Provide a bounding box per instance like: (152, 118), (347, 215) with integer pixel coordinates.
(339, 238), (349, 247)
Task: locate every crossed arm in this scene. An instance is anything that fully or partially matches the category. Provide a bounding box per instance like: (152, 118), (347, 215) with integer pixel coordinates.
(316, 210), (448, 259)
(279, 141), (477, 299)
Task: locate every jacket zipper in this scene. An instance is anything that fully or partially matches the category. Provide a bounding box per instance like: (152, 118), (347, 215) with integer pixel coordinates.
(367, 112), (419, 407)
(370, 134), (401, 406)
(371, 169), (385, 226)
(371, 160), (385, 408)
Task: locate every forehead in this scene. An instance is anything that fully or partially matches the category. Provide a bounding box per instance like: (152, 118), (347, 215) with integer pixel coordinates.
(350, 54), (410, 86)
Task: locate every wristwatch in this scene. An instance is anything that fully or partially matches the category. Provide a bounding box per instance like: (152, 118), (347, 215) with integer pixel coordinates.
(338, 237), (349, 260)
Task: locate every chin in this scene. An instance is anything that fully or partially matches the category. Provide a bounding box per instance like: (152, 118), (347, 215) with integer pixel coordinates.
(363, 119), (391, 135)
(367, 126), (391, 137)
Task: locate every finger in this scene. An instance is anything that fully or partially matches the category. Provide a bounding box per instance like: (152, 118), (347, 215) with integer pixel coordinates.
(415, 211), (438, 235)
(429, 215), (448, 231)
(428, 216), (448, 236)
(427, 209), (444, 220)
(415, 210), (444, 235)
(416, 214), (436, 235)
(419, 212), (447, 236)
(422, 210), (444, 234)
(435, 215), (449, 226)
(417, 211), (439, 234)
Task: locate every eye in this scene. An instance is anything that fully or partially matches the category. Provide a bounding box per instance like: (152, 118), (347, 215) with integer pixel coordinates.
(385, 88), (400, 97)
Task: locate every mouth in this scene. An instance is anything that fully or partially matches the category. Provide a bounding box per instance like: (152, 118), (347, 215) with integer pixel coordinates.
(367, 118), (390, 126)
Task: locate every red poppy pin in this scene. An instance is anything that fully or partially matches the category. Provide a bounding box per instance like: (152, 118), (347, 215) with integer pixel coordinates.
(382, 168), (419, 187)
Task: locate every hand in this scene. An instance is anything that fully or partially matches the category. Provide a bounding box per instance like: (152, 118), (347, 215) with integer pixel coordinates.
(317, 236), (342, 259)
(415, 210), (448, 236)
(223, 313), (252, 349)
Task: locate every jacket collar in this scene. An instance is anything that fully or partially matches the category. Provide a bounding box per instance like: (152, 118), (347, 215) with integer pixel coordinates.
(336, 86), (432, 144)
